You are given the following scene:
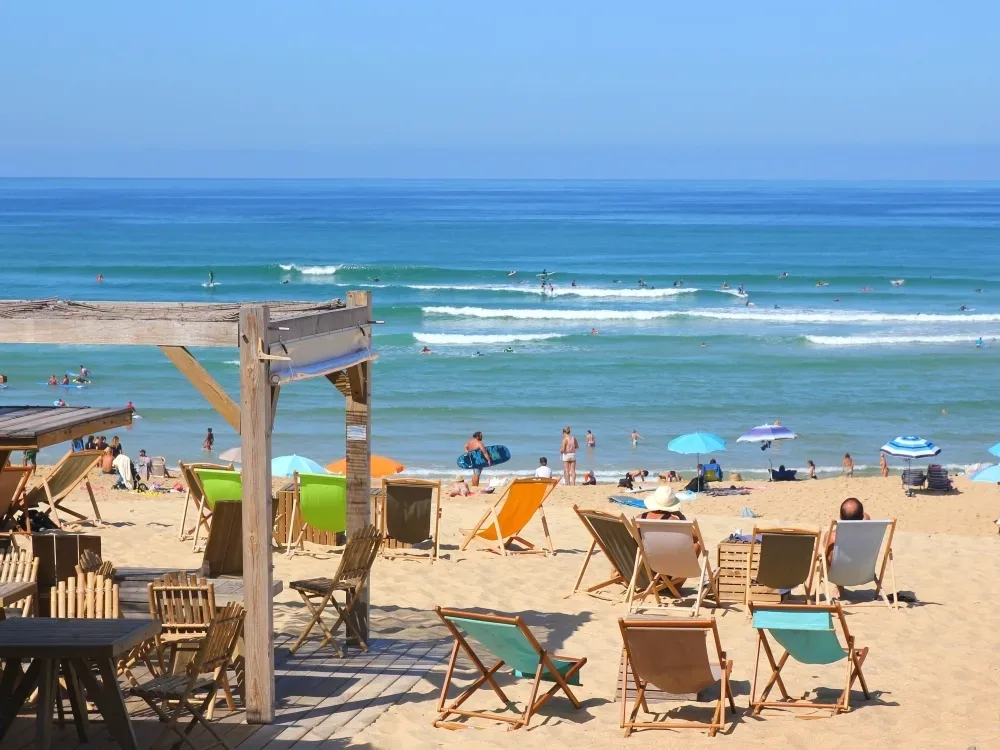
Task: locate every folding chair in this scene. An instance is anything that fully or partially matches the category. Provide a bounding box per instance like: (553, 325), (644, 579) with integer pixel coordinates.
(178, 462), (234, 550)
(820, 519), (898, 609)
(460, 477), (559, 556)
(147, 572), (218, 671)
(633, 518), (720, 617)
(745, 527), (820, 608)
(288, 525), (382, 656)
(378, 477), (442, 561)
(285, 472), (347, 558)
(22, 449), (102, 528)
(0, 465), (31, 530)
(749, 602), (870, 716)
(568, 506), (661, 605)
(434, 607), (587, 730)
(617, 616), (735, 737)
(132, 603), (245, 750)
(150, 456), (168, 479)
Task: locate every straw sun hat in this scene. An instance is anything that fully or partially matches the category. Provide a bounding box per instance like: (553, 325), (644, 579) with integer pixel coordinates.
(644, 486), (682, 513)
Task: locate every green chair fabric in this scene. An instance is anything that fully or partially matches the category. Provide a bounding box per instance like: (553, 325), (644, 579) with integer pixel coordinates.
(194, 468), (243, 509)
(446, 615), (581, 685)
(298, 472), (347, 533)
(752, 609), (846, 665)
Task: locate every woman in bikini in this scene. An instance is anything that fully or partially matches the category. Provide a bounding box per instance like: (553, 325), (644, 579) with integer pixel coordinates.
(560, 426), (578, 485)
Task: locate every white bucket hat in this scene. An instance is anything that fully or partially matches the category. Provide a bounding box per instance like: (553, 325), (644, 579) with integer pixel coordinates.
(644, 486), (682, 513)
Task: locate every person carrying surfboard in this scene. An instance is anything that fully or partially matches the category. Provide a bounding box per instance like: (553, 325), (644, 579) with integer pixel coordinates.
(464, 431), (490, 487)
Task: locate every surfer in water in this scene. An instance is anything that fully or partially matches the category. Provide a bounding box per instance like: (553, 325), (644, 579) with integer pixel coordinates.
(47, 375), (58, 386)
(638, 278), (647, 288)
(504, 346), (513, 353)
(960, 305), (970, 311)
(372, 277), (380, 283)
(79, 365), (90, 378)
(571, 280), (577, 287)
(779, 272), (788, 279)
(737, 284), (745, 295)
(208, 270), (215, 286)
(507, 270), (516, 277)
(465, 431), (490, 487)
(421, 346), (431, 354)
(61, 375), (70, 385)
(976, 337), (984, 348)
(721, 282), (730, 290)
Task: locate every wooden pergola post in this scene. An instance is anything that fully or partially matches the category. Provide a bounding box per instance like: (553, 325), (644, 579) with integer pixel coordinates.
(344, 290), (372, 639)
(239, 304), (275, 723)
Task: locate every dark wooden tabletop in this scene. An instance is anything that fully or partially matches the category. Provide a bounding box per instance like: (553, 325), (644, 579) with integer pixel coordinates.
(0, 618), (160, 659)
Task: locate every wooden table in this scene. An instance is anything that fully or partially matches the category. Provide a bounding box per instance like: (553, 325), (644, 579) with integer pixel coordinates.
(0, 618), (160, 749)
(116, 569), (284, 615)
(0, 581), (36, 609)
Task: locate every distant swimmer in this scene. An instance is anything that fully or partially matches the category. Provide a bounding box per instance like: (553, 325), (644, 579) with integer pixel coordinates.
(860, 286), (872, 292)
(421, 346), (431, 354)
(612, 279), (620, 284)
(280, 279), (289, 284)
(890, 279), (904, 287)
(208, 270), (215, 286)
(778, 272), (788, 279)
(976, 337), (984, 348)
(833, 297), (841, 302)
(638, 278), (647, 288)
(631, 429), (643, 447)
(700, 341), (707, 347)
(96, 273), (103, 283)
(61, 375), (70, 385)
(372, 277), (380, 283)
(816, 281), (829, 287)
(571, 280), (577, 287)
(507, 270), (516, 277)
(79, 365), (90, 378)
(47, 375), (58, 386)
(473, 351), (484, 357)
(773, 304), (781, 309)
(55, 398), (66, 407)
(721, 282), (730, 290)
(504, 346), (513, 353)
(960, 305), (969, 311)
(590, 328), (599, 335)
(974, 288), (983, 293)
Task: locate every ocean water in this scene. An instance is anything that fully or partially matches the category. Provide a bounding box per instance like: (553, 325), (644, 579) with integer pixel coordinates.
(1, 179), (998, 478)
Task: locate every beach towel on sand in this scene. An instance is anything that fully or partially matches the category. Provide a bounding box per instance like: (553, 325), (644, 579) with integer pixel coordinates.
(609, 495), (646, 509)
(706, 488), (752, 497)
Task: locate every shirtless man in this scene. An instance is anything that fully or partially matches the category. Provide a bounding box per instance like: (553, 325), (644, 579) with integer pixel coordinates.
(825, 498), (871, 594)
(465, 431), (490, 487)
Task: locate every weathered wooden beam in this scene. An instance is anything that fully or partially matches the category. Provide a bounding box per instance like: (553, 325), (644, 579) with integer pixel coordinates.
(0, 411), (134, 451)
(239, 305), (275, 724)
(0, 319), (236, 347)
(159, 346), (241, 433)
(267, 305), (371, 347)
(345, 364), (366, 404)
(327, 371), (351, 397)
(344, 290), (372, 641)
(269, 385), (281, 431)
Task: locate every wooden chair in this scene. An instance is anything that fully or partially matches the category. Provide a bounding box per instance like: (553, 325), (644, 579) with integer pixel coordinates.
(378, 478), (442, 561)
(434, 606), (587, 730)
(568, 506), (662, 604)
(131, 602), (246, 750)
(22, 449), (103, 528)
(177, 461), (233, 550)
(745, 527), (821, 608)
(632, 518), (721, 617)
(819, 519), (898, 609)
(147, 572), (217, 668)
(0, 548), (38, 616)
(288, 525), (382, 656)
(0, 464), (32, 530)
(460, 478), (559, 556)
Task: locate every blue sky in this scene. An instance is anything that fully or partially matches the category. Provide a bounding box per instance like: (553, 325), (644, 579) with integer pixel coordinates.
(1, 2), (998, 177)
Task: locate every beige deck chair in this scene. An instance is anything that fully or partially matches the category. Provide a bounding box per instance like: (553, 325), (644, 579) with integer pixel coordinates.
(0, 549), (38, 616)
(618, 616), (735, 737)
(820, 519), (898, 609)
(633, 518), (720, 617)
(150, 456), (168, 479)
(177, 461), (232, 550)
(379, 478), (442, 560)
(745, 527), (820, 608)
(568, 506), (673, 604)
(22, 449), (102, 528)
(132, 602), (245, 750)
(460, 477), (559, 556)
(288, 525), (382, 656)
(0, 465), (31, 530)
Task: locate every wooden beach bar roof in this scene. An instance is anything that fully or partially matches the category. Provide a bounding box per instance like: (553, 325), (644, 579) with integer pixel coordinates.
(0, 295), (377, 724)
(0, 405), (133, 451)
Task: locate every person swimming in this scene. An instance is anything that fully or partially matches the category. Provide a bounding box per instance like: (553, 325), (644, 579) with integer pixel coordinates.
(47, 375), (58, 386)
(571, 280), (577, 287)
(96, 273), (103, 283)
(61, 375), (70, 385)
(975, 337), (984, 348)
(504, 346), (513, 353)
(590, 328), (599, 335)
(372, 277), (380, 283)
(721, 282), (730, 289)
(860, 286), (872, 292)
(473, 351), (484, 357)
(508, 270), (517, 277)
(421, 346), (431, 354)
(638, 278), (647, 288)
(974, 288), (983, 293)
(778, 272), (788, 279)
(960, 305), (969, 311)
(612, 279), (620, 284)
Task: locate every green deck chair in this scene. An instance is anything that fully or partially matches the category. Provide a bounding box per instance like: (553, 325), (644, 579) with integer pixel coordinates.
(285, 472), (347, 557)
(193, 467), (243, 508)
(435, 607), (587, 730)
(750, 603), (870, 716)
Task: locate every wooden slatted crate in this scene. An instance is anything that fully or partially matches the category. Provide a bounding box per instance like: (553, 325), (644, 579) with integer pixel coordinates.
(274, 486), (343, 547)
(716, 540), (784, 603)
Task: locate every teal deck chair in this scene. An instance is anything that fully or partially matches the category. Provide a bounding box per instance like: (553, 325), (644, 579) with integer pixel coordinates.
(435, 607), (587, 730)
(750, 603), (870, 716)
(286, 472), (347, 557)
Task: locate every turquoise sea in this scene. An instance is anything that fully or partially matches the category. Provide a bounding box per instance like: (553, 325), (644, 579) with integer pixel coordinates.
(1, 179), (998, 478)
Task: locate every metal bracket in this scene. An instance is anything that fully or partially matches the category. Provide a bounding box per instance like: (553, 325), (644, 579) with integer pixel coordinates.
(257, 337), (291, 362)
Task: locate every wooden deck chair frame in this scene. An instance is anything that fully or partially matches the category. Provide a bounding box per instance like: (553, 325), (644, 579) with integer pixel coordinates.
(631, 518), (721, 618)
(288, 525), (382, 657)
(459, 477), (559, 556)
(23, 449), (102, 528)
(749, 602), (870, 716)
(177, 461), (232, 551)
(0, 549), (39, 616)
(434, 606), (587, 730)
(0, 465), (32, 531)
(818, 519), (898, 610)
(132, 602), (245, 750)
(745, 526), (821, 608)
(617, 616), (735, 737)
(567, 506), (677, 605)
(378, 477), (442, 561)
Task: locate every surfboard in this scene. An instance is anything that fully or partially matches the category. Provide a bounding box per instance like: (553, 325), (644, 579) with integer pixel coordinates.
(457, 444), (511, 470)
(39, 382), (87, 389)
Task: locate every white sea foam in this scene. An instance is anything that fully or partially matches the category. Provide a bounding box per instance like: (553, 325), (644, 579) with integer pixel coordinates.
(279, 264), (341, 275)
(412, 332), (566, 345)
(222, 360), (240, 365)
(423, 306), (1000, 324)
(807, 334), (995, 347)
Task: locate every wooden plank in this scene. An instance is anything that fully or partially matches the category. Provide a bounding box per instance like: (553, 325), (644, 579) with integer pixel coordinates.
(239, 304), (275, 724)
(267, 305), (371, 346)
(0, 618), (160, 658)
(0, 318), (237, 347)
(159, 346), (241, 433)
(0, 408), (133, 450)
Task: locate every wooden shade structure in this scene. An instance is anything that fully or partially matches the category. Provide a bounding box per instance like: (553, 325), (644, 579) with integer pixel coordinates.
(0, 294), (376, 723)
(0, 405), (133, 464)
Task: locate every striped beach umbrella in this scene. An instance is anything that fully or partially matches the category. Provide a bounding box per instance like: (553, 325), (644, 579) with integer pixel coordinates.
(737, 424), (798, 444)
(880, 436), (941, 459)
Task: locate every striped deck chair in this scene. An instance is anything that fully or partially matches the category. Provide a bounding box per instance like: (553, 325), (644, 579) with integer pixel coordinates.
(434, 607), (587, 730)
(460, 478), (559, 556)
(749, 602), (870, 716)
(0, 465), (32, 530)
(820, 519), (898, 609)
(745, 527), (820, 608)
(926, 464), (954, 492)
(633, 518), (720, 617)
(378, 478), (442, 561)
(617, 616), (735, 737)
(22, 449), (102, 528)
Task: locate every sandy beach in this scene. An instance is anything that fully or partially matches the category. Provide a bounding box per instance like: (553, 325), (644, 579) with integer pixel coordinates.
(21, 466), (998, 748)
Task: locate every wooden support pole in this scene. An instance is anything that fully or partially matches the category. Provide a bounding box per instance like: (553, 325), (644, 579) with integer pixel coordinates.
(239, 305), (275, 723)
(344, 290), (372, 639)
(159, 345), (241, 433)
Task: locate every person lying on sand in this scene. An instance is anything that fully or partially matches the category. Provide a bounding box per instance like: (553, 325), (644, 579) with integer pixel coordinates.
(658, 470), (683, 482)
(448, 475), (471, 497)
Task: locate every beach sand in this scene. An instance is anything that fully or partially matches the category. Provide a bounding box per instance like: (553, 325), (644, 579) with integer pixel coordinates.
(22, 468), (1000, 747)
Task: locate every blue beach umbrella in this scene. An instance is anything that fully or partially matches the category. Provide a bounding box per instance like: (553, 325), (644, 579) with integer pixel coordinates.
(988, 442), (1000, 458)
(271, 454), (328, 478)
(971, 464), (1000, 483)
(668, 432), (727, 474)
